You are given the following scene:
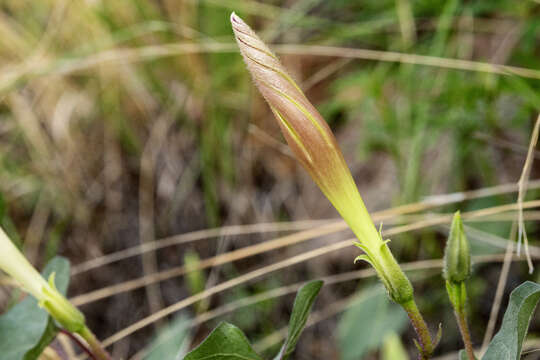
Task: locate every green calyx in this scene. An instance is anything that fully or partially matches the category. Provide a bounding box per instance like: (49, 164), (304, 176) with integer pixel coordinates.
(443, 211), (471, 283)
(355, 240), (414, 304)
(446, 280), (467, 311)
(39, 273), (86, 333)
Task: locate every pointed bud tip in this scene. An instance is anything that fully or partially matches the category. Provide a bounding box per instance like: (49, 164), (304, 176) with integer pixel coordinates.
(443, 211), (471, 283)
(230, 12), (244, 28)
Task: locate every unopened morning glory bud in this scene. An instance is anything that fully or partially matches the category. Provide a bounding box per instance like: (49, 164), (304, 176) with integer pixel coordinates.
(231, 13), (379, 249)
(231, 13), (413, 304)
(0, 227), (49, 299)
(0, 227), (85, 332)
(443, 211), (471, 283)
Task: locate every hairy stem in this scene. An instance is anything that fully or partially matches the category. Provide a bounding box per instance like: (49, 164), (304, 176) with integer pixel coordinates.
(402, 299), (434, 360)
(58, 329), (97, 360)
(79, 326), (112, 360)
(446, 281), (475, 359)
(455, 308), (475, 360)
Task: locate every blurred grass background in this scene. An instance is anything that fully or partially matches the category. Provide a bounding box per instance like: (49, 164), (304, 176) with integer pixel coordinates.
(0, 0), (539, 359)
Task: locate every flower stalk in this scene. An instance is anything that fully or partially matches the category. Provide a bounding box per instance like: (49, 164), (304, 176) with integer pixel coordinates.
(402, 299), (435, 360)
(0, 227), (111, 360)
(79, 326), (112, 360)
(443, 212), (475, 360)
(231, 12), (435, 357)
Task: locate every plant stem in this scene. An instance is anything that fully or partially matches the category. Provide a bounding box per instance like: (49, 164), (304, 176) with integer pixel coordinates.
(79, 326), (112, 360)
(455, 309), (475, 360)
(401, 299), (434, 360)
(446, 281), (475, 360)
(59, 329), (97, 360)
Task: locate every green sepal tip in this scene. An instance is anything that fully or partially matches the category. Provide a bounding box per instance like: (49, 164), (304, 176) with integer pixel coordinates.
(443, 211), (471, 283)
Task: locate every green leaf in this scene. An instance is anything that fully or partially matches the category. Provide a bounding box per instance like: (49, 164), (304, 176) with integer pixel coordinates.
(338, 285), (408, 360)
(382, 333), (409, 360)
(274, 280), (323, 360)
(0, 256), (70, 360)
(483, 281), (540, 360)
(184, 322), (263, 360)
(23, 318), (57, 360)
(144, 314), (191, 360)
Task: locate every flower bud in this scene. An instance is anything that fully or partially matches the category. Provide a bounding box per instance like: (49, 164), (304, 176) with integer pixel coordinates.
(443, 211), (471, 283)
(231, 12), (381, 250)
(231, 13), (414, 304)
(0, 227), (48, 299)
(0, 227), (85, 332)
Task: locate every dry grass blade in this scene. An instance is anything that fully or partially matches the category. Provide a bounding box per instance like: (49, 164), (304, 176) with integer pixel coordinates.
(408, 211), (540, 224)
(3, 41), (540, 94)
(71, 179), (540, 275)
(516, 115), (540, 273)
(71, 199), (540, 306)
(253, 253), (540, 354)
(383, 200), (540, 238)
(101, 199), (540, 347)
(70, 220), (330, 275)
(273, 44), (540, 80)
(421, 179), (540, 206)
(101, 240), (352, 347)
(480, 222), (516, 354)
(70, 222), (349, 306)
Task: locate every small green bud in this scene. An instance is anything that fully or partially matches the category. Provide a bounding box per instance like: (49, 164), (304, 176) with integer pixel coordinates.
(443, 211), (471, 283)
(40, 273), (86, 332)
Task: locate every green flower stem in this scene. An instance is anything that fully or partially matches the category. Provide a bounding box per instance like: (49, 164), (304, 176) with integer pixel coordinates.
(79, 326), (112, 360)
(59, 329), (98, 360)
(456, 309), (475, 360)
(401, 299), (434, 360)
(447, 281), (475, 360)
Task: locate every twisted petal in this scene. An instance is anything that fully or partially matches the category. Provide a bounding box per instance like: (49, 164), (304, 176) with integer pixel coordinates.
(231, 13), (381, 249)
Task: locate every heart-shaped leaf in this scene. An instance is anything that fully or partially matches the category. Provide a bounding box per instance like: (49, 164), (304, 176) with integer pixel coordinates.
(145, 314), (191, 360)
(0, 257), (70, 360)
(482, 281), (540, 360)
(184, 322), (263, 360)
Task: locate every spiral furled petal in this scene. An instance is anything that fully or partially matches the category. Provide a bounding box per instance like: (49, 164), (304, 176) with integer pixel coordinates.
(231, 13), (381, 250)
(231, 13), (416, 304)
